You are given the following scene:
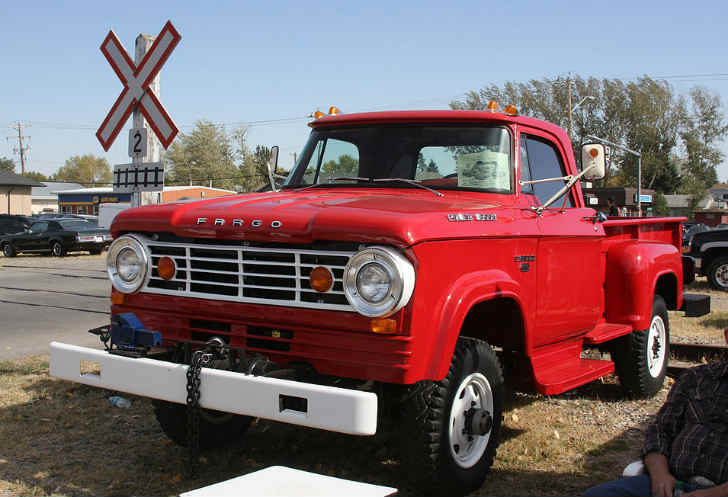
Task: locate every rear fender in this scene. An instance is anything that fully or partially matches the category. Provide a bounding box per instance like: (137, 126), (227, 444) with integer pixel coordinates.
(426, 269), (526, 380)
(605, 241), (682, 330)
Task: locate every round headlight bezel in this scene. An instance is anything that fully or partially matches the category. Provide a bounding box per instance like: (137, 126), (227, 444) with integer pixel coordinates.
(343, 246), (415, 317)
(107, 234), (149, 294)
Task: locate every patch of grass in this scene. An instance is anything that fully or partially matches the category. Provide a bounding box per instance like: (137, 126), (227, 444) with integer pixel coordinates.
(0, 356), (49, 375)
(698, 312), (728, 329)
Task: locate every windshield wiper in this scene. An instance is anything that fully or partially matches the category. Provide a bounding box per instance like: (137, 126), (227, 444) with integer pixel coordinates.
(292, 176), (444, 197)
(372, 178), (444, 197)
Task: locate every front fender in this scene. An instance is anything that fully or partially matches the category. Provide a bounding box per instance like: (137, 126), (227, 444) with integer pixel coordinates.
(424, 269), (525, 380)
(605, 241), (682, 330)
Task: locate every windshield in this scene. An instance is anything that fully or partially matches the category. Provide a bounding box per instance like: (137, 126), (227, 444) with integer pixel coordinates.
(284, 125), (513, 193)
(59, 220), (96, 231)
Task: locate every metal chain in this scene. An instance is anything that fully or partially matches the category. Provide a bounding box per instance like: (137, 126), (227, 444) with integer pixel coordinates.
(186, 350), (211, 478)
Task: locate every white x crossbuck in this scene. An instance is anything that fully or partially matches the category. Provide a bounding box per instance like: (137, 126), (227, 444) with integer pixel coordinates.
(96, 21), (181, 151)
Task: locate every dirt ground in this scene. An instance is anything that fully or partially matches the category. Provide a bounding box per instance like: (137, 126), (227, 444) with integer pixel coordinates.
(0, 278), (724, 496)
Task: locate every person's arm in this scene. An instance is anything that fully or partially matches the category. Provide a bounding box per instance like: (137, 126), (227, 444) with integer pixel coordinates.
(644, 452), (677, 497)
(642, 371), (695, 497)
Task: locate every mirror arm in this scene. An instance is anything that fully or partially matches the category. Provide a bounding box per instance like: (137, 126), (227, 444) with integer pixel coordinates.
(532, 162), (598, 215)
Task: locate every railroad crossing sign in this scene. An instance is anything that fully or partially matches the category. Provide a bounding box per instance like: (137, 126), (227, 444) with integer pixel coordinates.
(113, 162), (165, 193)
(96, 21), (181, 151)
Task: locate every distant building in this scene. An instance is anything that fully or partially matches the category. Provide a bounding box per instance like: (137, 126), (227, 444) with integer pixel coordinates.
(31, 181), (82, 214)
(56, 185), (237, 215)
(581, 186), (656, 216)
(708, 183), (728, 203)
(0, 170), (44, 215)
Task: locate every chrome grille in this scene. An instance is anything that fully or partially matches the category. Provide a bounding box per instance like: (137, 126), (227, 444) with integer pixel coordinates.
(143, 240), (355, 311)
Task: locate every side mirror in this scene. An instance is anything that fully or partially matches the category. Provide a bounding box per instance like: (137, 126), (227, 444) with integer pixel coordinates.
(581, 143), (606, 180)
(267, 146), (280, 192)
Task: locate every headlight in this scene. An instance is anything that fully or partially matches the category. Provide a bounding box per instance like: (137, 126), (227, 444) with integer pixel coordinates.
(343, 246), (415, 317)
(107, 235), (148, 293)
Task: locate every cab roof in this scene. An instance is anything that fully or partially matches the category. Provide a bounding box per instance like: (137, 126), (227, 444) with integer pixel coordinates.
(309, 110), (567, 138)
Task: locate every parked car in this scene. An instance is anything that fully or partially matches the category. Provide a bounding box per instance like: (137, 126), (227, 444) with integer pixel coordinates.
(682, 223), (710, 249)
(0, 218), (112, 257)
(0, 214), (33, 236)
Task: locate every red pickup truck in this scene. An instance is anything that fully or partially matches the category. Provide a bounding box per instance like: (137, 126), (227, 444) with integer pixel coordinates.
(50, 106), (708, 495)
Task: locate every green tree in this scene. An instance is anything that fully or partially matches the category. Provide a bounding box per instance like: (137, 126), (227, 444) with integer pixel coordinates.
(452, 75), (728, 198)
(652, 192), (669, 216)
(53, 154), (111, 186)
(238, 145), (276, 192)
(165, 120), (239, 190)
(23, 171), (50, 183)
(0, 157), (15, 173)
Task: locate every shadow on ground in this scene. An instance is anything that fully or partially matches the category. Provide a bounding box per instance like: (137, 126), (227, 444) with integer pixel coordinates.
(0, 370), (648, 497)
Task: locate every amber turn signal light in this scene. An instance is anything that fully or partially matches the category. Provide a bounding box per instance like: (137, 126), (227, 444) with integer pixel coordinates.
(487, 100), (498, 111)
(370, 318), (398, 334)
(504, 104), (518, 115)
(589, 147), (599, 158)
(158, 256), (176, 280)
(328, 106), (340, 115)
(309, 266), (334, 292)
(111, 292), (126, 305)
(313, 110), (325, 119)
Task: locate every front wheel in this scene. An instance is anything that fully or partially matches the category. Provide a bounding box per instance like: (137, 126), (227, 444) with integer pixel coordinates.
(154, 401), (253, 450)
(707, 256), (728, 291)
(398, 338), (504, 495)
(612, 295), (669, 397)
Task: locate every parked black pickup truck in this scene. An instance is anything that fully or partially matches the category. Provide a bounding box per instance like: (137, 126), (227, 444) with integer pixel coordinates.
(684, 227), (728, 290)
(0, 218), (112, 257)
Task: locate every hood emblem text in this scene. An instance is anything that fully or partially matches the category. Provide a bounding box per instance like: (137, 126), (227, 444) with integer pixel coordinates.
(447, 213), (497, 222)
(196, 217), (282, 229)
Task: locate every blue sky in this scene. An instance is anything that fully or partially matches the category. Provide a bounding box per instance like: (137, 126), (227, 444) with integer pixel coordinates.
(2, 0), (728, 180)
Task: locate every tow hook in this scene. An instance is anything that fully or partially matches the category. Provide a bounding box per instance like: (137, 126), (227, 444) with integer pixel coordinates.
(463, 406), (493, 436)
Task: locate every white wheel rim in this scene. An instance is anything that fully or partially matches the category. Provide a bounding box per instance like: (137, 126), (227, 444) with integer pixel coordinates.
(647, 315), (667, 377)
(448, 372), (493, 469)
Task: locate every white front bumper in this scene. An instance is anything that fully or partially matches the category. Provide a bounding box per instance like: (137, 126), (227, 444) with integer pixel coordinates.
(49, 342), (377, 436)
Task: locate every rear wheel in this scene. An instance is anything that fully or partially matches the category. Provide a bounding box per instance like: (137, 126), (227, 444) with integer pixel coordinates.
(707, 256), (728, 291)
(612, 295), (669, 397)
(50, 241), (65, 257)
(398, 338), (503, 495)
(2, 243), (16, 257)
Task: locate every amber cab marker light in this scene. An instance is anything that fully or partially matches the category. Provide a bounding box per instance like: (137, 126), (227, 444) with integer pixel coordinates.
(309, 266), (334, 293)
(328, 106), (340, 115)
(504, 104), (518, 116)
(370, 318), (398, 334)
(111, 292), (126, 305)
(589, 147), (600, 158)
(487, 100), (499, 112)
(313, 110), (325, 119)
(157, 256), (176, 281)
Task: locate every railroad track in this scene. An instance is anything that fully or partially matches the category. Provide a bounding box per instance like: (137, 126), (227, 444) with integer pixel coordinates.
(668, 342), (728, 378)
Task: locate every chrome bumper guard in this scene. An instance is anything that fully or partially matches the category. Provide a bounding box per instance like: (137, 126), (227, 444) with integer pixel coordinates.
(49, 342), (377, 436)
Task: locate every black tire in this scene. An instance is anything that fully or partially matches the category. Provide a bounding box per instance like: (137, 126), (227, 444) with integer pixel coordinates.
(612, 295), (669, 397)
(50, 241), (66, 257)
(707, 256), (728, 291)
(2, 243), (16, 257)
(154, 401), (253, 450)
(398, 338), (504, 496)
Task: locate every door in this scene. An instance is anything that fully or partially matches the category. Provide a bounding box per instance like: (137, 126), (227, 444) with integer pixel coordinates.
(25, 222), (49, 251)
(520, 132), (603, 347)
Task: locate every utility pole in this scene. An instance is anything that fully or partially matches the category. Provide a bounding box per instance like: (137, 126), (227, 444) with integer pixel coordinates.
(567, 78), (573, 138)
(8, 122), (31, 174)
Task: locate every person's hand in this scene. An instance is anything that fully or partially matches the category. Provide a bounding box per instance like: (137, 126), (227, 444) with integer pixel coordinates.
(650, 472), (677, 497)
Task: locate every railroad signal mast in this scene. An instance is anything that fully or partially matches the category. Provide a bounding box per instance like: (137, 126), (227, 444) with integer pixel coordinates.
(96, 21), (181, 207)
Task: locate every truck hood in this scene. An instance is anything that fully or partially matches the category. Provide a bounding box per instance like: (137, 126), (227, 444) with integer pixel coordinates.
(111, 189), (522, 247)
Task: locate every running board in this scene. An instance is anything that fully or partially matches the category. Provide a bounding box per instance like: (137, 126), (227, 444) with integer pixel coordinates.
(583, 323), (632, 345)
(530, 340), (614, 395)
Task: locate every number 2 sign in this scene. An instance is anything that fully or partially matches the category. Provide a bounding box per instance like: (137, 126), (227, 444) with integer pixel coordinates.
(128, 127), (148, 159)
